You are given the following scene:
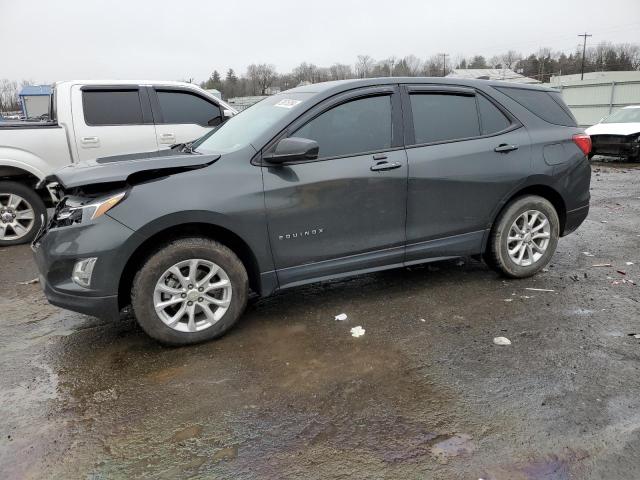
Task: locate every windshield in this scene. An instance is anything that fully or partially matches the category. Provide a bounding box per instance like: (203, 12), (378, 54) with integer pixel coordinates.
(194, 93), (313, 154)
(602, 108), (640, 124)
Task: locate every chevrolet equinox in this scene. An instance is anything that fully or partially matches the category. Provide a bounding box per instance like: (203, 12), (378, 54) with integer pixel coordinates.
(33, 78), (591, 345)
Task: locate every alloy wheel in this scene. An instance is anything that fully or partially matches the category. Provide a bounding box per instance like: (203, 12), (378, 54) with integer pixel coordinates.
(507, 210), (551, 267)
(153, 259), (232, 333)
(0, 193), (36, 241)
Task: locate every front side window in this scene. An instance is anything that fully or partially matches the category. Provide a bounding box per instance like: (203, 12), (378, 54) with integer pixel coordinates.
(410, 93), (480, 144)
(156, 90), (222, 126)
(294, 95), (392, 158)
(83, 90), (143, 125)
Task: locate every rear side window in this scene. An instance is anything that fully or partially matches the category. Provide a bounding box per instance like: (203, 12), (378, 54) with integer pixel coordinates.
(294, 95), (392, 158)
(410, 93), (480, 144)
(156, 90), (222, 126)
(495, 87), (577, 127)
(83, 90), (143, 125)
(477, 95), (511, 134)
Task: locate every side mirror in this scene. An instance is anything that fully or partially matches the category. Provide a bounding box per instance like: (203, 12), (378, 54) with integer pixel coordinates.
(264, 137), (319, 164)
(223, 109), (234, 118)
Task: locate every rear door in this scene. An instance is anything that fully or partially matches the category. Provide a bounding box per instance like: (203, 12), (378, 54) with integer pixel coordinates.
(72, 85), (159, 161)
(149, 87), (223, 148)
(262, 86), (408, 287)
(402, 85), (531, 262)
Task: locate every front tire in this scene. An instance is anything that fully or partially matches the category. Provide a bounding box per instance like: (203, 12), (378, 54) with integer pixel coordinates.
(131, 237), (248, 345)
(0, 181), (46, 246)
(487, 195), (559, 278)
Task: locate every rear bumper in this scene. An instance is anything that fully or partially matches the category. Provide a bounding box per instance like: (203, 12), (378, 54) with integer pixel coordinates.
(562, 204), (589, 236)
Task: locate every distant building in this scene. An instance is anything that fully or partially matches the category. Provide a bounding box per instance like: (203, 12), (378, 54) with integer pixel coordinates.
(547, 71), (640, 126)
(227, 95), (268, 112)
(446, 68), (540, 84)
(206, 88), (222, 99)
(19, 85), (51, 118)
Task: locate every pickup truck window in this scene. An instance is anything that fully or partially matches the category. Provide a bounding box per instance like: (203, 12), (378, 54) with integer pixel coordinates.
(83, 89), (144, 126)
(156, 90), (222, 127)
(410, 93), (480, 144)
(294, 95), (392, 159)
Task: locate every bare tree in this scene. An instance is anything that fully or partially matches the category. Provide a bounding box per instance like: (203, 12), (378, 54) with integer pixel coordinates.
(355, 55), (374, 78)
(0, 79), (19, 113)
(246, 64), (277, 95)
(329, 63), (353, 80)
(500, 50), (522, 69)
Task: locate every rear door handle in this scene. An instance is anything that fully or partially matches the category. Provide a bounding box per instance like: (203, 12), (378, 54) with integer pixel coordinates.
(494, 143), (519, 153)
(370, 161), (402, 172)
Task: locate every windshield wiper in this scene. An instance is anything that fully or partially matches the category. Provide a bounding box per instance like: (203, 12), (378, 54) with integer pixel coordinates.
(170, 142), (199, 154)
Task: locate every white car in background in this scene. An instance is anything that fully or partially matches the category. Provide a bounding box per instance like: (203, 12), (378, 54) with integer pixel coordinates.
(0, 80), (236, 246)
(586, 106), (640, 161)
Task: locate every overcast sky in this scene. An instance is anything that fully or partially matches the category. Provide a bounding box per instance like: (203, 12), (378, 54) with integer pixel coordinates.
(1, 0), (638, 83)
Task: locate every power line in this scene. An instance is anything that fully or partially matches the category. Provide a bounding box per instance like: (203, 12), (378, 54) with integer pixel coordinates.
(578, 32), (593, 80)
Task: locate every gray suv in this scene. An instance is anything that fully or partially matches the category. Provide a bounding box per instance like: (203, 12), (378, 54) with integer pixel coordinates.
(33, 78), (591, 345)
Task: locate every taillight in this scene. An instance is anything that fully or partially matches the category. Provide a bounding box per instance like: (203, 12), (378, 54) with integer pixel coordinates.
(573, 134), (592, 156)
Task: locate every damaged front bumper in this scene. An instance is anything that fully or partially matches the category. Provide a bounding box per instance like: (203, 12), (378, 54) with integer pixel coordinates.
(590, 134), (640, 158)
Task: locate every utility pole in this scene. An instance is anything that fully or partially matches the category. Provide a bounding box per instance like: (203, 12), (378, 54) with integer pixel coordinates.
(578, 32), (592, 80)
(441, 53), (449, 77)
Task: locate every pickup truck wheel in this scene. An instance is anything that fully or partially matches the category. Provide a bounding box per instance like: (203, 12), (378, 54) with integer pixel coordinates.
(0, 181), (46, 246)
(486, 195), (559, 278)
(131, 237), (248, 346)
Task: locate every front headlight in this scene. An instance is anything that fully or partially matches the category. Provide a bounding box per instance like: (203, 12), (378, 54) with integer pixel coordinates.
(54, 191), (127, 227)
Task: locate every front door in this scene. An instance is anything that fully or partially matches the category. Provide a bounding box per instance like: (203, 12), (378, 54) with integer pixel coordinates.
(401, 86), (532, 262)
(262, 87), (408, 288)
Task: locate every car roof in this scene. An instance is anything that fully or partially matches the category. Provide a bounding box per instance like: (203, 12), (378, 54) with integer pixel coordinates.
(53, 79), (200, 88)
(285, 77), (558, 96)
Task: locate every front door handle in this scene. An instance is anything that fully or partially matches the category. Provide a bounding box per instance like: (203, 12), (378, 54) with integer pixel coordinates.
(159, 133), (176, 144)
(370, 161), (402, 172)
(494, 143), (519, 153)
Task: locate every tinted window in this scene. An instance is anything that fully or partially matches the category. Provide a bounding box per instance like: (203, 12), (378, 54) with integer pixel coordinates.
(157, 90), (222, 126)
(83, 90), (143, 125)
(410, 93), (480, 144)
(495, 87), (577, 127)
(294, 95), (392, 158)
(477, 95), (511, 134)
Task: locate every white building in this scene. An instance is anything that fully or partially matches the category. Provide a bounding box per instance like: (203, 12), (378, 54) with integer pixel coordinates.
(446, 68), (540, 84)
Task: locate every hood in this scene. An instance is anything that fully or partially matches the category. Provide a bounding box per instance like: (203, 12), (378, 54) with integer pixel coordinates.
(41, 150), (220, 190)
(586, 122), (640, 136)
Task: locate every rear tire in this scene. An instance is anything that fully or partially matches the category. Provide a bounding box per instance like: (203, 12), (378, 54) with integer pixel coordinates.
(131, 237), (248, 345)
(486, 195), (559, 278)
(0, 181), (46, 247)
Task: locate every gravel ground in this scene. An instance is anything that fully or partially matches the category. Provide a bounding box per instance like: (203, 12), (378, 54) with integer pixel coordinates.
(1, 163), (638, 480)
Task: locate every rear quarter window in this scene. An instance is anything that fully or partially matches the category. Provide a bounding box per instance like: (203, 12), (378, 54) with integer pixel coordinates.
(495, 86), (577, 127)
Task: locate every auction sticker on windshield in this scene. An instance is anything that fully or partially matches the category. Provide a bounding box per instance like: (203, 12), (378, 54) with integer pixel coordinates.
(274, 99), (302, 109)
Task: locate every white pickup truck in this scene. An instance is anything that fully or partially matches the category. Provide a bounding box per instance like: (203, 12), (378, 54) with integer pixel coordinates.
(0, 80), (236, 246)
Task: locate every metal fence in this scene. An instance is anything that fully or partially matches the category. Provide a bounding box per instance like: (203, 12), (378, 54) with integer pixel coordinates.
(554, 79), (640, 127)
